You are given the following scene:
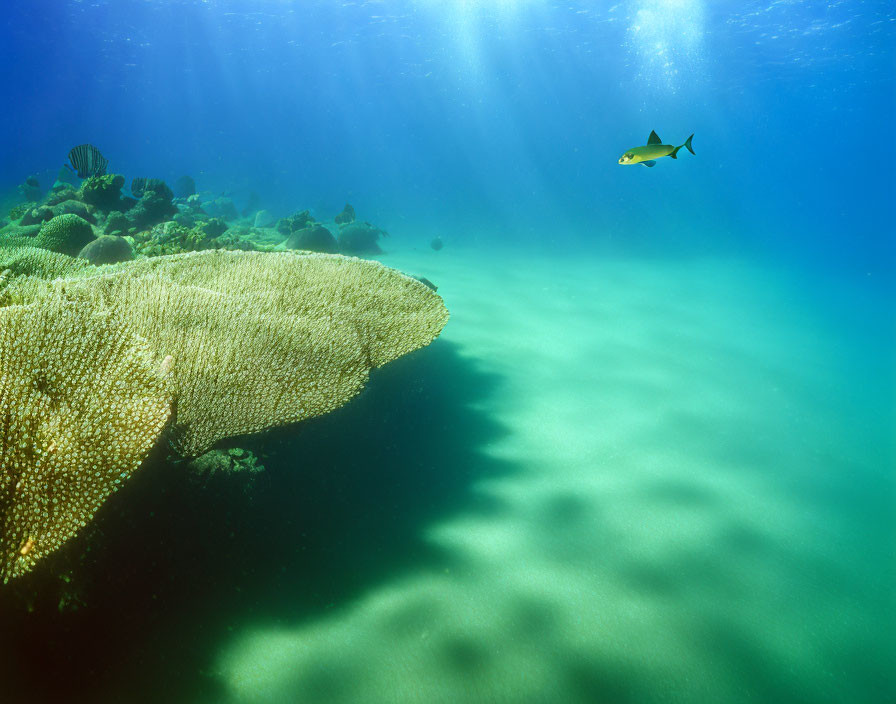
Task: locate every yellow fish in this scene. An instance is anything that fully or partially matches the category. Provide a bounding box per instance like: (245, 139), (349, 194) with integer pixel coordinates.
(618, 131), (694, 167)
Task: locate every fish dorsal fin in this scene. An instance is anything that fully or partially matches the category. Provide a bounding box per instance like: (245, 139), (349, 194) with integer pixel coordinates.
(647, 130), (662, 145)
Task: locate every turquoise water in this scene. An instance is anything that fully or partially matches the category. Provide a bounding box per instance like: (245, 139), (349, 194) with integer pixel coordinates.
(0, 1), (893, 702)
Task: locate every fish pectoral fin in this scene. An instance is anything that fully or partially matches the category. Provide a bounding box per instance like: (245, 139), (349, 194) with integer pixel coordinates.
(647, 130), (662, 145)
(642, 160), (657, 167)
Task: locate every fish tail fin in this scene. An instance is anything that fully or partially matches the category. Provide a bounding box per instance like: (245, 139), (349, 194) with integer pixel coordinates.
(670, 134), (695, 160)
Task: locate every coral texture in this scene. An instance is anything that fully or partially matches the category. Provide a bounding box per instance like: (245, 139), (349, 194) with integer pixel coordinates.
(9, 250), (449, 457)
(77, 235), (134, 265)
(33, 214), (96, 257)
(79, 174), (127, 213)
(0, 296), (171, 581)
(0, 245), (91, 284)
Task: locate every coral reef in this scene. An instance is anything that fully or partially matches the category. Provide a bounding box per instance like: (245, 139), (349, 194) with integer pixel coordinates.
(337, 221), (388, 254)
(198, 217), (228, 238)
(0, 245), (91, 282)
(285, 224), (338, 253)
(0, 224), (42, 243)
(46, 186), (80, 206)
(172, 212), (196, 228)
(0, 184), (450, 582)
(7, 203), (30, 221)
(103, 211), (130, 236)
(334, 203), (356, 225)
(51, 200), (96, 224)
(131, 178), (172, 201)
(34, 214), (96, 256)
(0, 294), (171, 581)
(277, 210), (314, 235)
(16, 200), (95, 227)
(77, 235), (134, 265)
(19, 206), (54, 226)
(79, 174), (127, 213)
(186, 447), (265, 491)
(127, 179), (176, 230)
(7, 250), (449, 458)
(131, 222), (229, 256)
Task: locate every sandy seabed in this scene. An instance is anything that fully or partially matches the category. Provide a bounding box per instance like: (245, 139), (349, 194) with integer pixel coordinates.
(214, 242), (894, 704)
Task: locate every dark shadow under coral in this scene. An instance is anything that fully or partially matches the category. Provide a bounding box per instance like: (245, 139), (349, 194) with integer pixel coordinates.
(0, 339), (512, 703)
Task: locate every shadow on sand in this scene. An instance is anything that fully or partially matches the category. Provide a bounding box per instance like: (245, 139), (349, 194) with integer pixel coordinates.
(0, 339), (512, 703)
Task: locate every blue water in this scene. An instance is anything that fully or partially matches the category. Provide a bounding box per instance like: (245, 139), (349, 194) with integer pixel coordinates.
(0, 1), (893, 702)
(1, 0), (893, 271)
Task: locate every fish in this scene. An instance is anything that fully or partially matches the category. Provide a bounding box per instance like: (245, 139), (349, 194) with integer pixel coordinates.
(618, 131), (694, 167)
(65, 144), (108, 179)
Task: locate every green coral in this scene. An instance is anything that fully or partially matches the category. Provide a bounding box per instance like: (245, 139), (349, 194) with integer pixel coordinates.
(34, 214), (96, 256)
(78, 235), (133, 265)
(286, 224), (338, 253)
(186, 448), (265, 491)
(337, 221), (388, 254)
(0, 249), (448, 580)
(79, 174), (126, 212)
(0, 245), (93, 306)
(276, 210), (314, 234)
(104, 211), (130, 235)
(0, 245), (92, 280)
(0, 223), (42, 241)
(20, 206), (54, 226)
(8, 204), (29, 221)
(134, 222), (255, 257)
(197, 218), (228, 238)
(128, 181), (176, 230)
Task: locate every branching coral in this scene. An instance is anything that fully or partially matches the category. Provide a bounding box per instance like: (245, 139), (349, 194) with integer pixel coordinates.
(0, 244), (92, 281)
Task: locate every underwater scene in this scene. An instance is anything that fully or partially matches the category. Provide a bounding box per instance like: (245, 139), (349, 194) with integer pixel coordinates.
(0, 1), (893, 702)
